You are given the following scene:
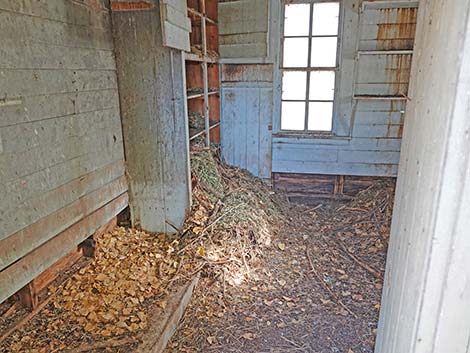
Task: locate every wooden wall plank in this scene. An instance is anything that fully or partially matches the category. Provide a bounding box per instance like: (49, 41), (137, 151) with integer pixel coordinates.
(0, 89), (119, 128)
(160, 0), (190, 51)
(246, 89), (261, 176)
(0, 69), (118, 98)
(0, 0), (127, 304)
(0, 193), (129, 305)
(272, 160), (397, 177)
(112, 1), (191, 233)
(0, 176), (127, 271)
(218, 0), (269, 59)
(0, 39), (116, 70)
(0, 11), (113, 50)
(0, 0), (111, 28)
(1, 161), (125, 242)
(258, 87), (272, 179)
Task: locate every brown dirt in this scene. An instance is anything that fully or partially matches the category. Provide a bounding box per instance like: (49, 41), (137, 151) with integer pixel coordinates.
(164, 173), (394, 353)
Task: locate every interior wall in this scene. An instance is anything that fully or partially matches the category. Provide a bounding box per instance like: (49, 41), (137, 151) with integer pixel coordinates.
(271, 0), (418, 177)
(219, 0), (419, 179)
(0, 0), (127, 303)
(376, 0), (470, 351)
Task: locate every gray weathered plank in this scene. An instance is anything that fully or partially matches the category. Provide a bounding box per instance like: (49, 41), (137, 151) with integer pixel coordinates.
(0, 69), (118, 98)
(0, 175), (127, 270)
(0, 193), (128, 305)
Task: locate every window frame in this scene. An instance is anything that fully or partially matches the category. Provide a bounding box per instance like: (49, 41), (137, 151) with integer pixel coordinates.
(279, 0), (344, 135)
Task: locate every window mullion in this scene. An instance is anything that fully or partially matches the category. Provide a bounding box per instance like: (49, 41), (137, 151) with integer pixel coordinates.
(304, 3), (314, 132)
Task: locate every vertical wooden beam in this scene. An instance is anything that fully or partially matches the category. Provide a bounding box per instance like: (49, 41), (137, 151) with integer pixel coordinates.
(111, 0), (191, 233)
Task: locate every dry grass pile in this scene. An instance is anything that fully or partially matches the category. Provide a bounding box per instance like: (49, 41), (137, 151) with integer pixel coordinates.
(178, 146), (283, 286)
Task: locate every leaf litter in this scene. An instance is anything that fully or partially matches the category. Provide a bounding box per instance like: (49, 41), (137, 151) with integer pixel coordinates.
(1, 145), (395, 353)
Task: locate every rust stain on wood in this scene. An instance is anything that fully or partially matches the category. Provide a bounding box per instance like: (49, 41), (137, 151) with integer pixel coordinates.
(385, 54), (412, 96)
(377, 8), (418, 50)
(111, 1), (154, 11)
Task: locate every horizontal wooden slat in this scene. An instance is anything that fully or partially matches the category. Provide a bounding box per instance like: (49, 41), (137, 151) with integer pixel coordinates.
(219, 32), (266, 45)
(0, 107), (121, 154)
(0, 69), (117, 98)
(0, 39), (116, 70)
(354, 111), (404, 125)
(338, 150), (400, 164)
(0, 0), (111, 28)
(0, 135), (123, 194)
(0, 175), (127, 270)
(273, 146), (338, 163)
(2, 146), (124, 207)
(272, 160), (398, 176)
(0, 193), (129, 304)
(1, 159), (125, 241)
(0, 10), (113, 50)
(220, 43), (267, 59)
(0, 89), (119, 128)
(353, 124), (403, 138)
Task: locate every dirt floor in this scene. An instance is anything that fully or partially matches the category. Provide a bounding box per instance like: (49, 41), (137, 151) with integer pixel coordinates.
(0, 147), (394, 353)
(164, 179), (393, 353)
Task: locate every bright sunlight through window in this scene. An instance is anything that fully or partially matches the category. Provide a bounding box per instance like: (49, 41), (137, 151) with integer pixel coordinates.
(281, 1), (340, 132)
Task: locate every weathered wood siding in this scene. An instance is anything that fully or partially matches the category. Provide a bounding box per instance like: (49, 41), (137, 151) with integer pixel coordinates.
(220, 64), (273, 179)
(219, 0), (270, 59)
(272, 0), (418, 177)
(112, 0), (192, 233)
(160, 0), (191, 51)
(376, 0), (470, 351)
(220, 0), (418, 178)
(0, 0), (127, 303)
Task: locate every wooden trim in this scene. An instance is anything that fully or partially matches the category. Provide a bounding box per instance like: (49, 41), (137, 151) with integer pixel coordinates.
(0, 174), (128, 271)
(273, 172), (393, 198)
(0, 193), (128, 304)
(111, 1), (154, 12)
(15, 217), (117, 309)
(16, 247), (83, 309)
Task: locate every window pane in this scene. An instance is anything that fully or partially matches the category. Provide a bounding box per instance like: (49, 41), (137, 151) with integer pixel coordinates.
(310, 37), (338, 67)
(283, 38), (309, 68)
(312, 2), (340, 35)
(308, 102), (333, 131)
(284, 3), (310, 36)
(282, 102), (306, 130)
(282, 71), (307, 100)
(310, 71), (335, 100)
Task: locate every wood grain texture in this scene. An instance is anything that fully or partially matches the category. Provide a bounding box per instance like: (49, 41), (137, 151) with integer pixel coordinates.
(0, 0), (127, 304)
(376, 0), (470, 351)
(0, 193), (128, 304)
(219, 0), (269, 59)
(112, 0), (191, 233)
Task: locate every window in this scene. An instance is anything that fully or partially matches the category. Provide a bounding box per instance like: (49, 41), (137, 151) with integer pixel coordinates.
(281, 1), (341, 132)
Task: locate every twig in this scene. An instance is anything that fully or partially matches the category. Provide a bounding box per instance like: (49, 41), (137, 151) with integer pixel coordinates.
(280, 335), (308, 352)
(0, 287), (63, 344)
(177, 203), (243, 255)
(1, 302), (19, 320)
(338, 241), (383, 279)
(63, 336), (140, 353)
(305, 249), (357, 318)
(165, 220), (180, 232)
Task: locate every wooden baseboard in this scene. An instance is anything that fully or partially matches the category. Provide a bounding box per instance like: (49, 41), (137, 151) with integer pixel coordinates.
(273, 173), (395, 199)
(15, 217), (118, 310)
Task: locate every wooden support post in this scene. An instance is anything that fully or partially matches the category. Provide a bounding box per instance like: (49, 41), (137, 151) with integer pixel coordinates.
(112, 0), (191, 234)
